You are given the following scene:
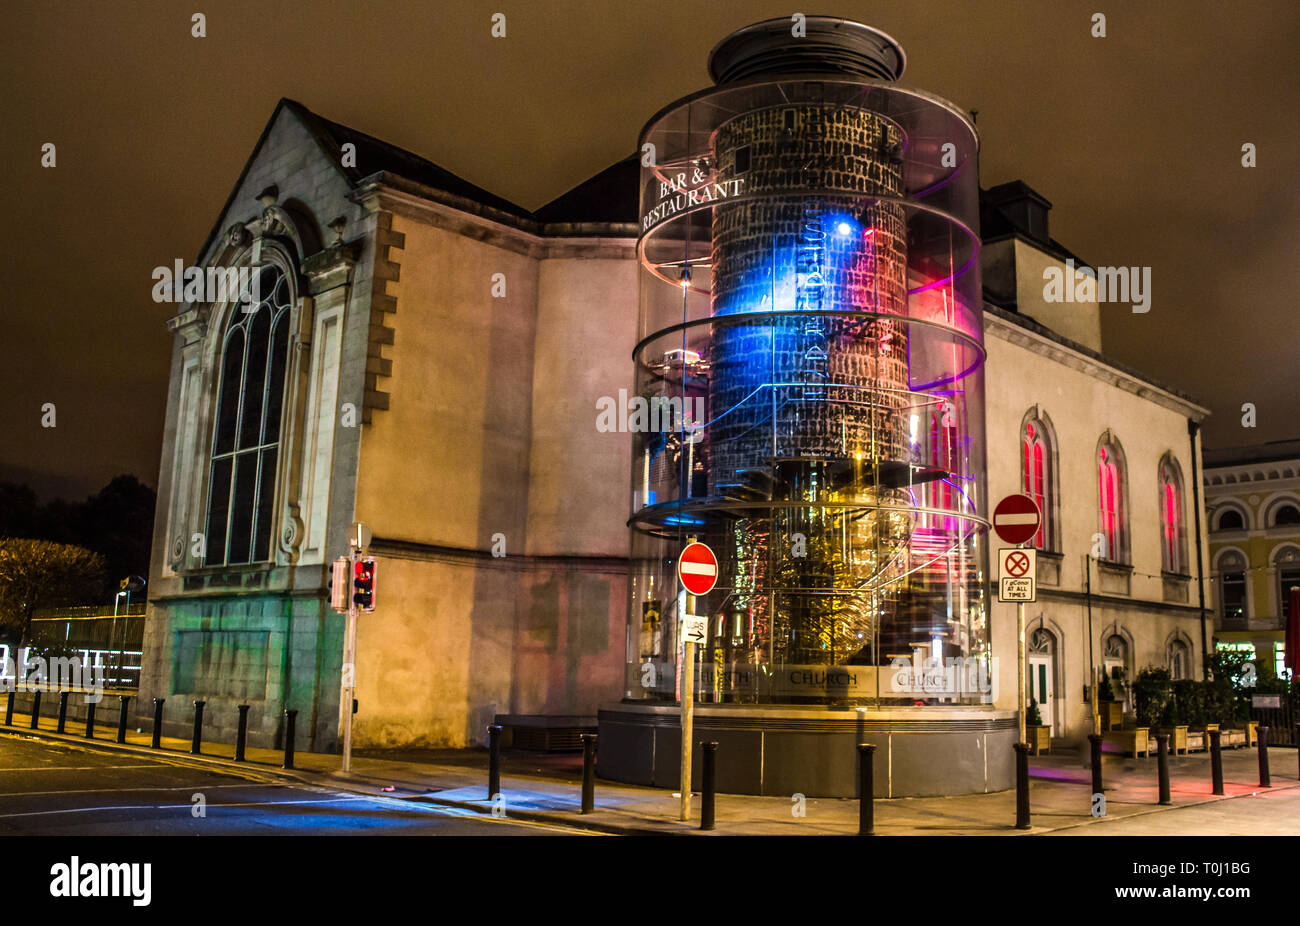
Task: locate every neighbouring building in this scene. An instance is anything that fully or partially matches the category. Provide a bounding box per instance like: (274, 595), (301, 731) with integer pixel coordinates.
(139, 17), (1211, 781)
(1203, 439), (1300, 678)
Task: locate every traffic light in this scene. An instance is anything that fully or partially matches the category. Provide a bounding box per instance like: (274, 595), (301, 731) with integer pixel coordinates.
(352, 557), (377, 611)
(329, 557), (349, 612)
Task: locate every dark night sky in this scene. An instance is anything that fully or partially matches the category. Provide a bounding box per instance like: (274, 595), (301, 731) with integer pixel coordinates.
(3, 0), (1297, 501)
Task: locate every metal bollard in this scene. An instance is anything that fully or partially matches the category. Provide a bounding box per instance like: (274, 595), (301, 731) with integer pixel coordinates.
(4, 689), (13, 726)
(1014, 742), (1031, 829)
(190, 700), (205, 754)
(117, 695), (130, 744)
(1209, 729), (1224, 795)
(579, 733), (596, 814)
(700, 741), (718, 831)
(1155, 733), (1171, 805)
(857, 743), (877, 835)
(282, 709), (297, 769)
(235, 704), (250, 762)
(1257, 725), (1270, 788)
(487, 724), (502, 800)
(84, 699), (96, 738)
(1087, 733), (1104, 797)
(30, 689), (41, 729)
(151, 698), (165, 748)
(56, 691), (70, 733)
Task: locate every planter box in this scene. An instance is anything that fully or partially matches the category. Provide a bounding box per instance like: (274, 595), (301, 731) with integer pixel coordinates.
(1155, 725), (1189, 755)
(1247, 720), (1259, 747)
(1026, 724), (1051, 755)
(1103, 702), (1124, 731)
(1188, 723), (1218, 753)
(1107, 728), (1149, 754)
(1222, 727), (1246, 748)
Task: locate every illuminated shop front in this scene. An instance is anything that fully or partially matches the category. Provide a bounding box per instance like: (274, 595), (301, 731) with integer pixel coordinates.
(598, 16), (1016, 797)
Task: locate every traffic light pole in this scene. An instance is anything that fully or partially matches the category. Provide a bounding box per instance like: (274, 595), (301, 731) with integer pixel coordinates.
(341, 545), (358, 774)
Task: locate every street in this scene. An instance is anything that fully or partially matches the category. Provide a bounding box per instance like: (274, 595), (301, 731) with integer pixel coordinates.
(0, 734), (587, 836)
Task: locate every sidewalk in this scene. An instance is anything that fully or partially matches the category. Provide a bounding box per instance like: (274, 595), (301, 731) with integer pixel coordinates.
(3, 709), (1297, 835)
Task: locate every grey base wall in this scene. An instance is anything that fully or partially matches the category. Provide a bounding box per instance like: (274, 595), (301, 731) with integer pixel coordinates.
(598, 702), (1018, 798)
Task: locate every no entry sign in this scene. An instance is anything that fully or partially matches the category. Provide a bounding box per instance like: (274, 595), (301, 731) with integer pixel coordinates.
(677, 541), (718, 596)
(992, 494), (1041, 545)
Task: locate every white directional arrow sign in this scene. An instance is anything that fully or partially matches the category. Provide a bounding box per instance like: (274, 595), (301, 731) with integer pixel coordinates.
(681, 614), (708, 645)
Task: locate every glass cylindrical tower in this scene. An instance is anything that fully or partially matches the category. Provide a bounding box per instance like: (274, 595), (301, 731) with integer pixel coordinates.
(605, 18), (1004, 797)
(629, 16), (987, 706)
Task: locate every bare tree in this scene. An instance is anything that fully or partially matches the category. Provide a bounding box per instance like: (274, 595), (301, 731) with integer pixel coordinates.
(0, 539), (106, 643)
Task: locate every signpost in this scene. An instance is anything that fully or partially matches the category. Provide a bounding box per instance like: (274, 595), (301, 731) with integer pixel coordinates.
(994, 495), (1041, 747)
(676, 541), (717, 822)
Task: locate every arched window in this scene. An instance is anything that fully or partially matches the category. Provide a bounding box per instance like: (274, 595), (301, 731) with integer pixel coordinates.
(1168, 639), (1190, 679)
(1097, 437), (1128, 563)
(1216, 550), (1247, 622)
(1159, 455), (1186, 574)
(1276, 546), (1300, 622)
(1271, 502), (1300, 526)
(1215, 508), (1245, 532)
(204, 263), (292, 566)
(1021, 416), (1055, 550)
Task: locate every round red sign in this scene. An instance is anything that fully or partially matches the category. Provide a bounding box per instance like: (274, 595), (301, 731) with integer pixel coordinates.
(992, 494), (1041, 545)
(677, 541), (719, 596)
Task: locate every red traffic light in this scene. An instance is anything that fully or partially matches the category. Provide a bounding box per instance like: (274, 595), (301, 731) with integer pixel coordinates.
(352, 557), (377, 611)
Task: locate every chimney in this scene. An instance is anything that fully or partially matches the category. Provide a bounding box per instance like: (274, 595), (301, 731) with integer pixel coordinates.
(985, 180), (1052, 244)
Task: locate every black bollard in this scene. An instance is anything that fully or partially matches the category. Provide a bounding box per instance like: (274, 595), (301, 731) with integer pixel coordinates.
(151, 698), (165, 748)
(700, 741), (718, 831)
(487, 724), (502, 800)
(1257, 725), (1270, 788)
(1155, 733), (1171, 805)
(1014, 742), (1031, 829)
(282, 709), (297, 769)
(1087, 733), (1104, 797)
(1295, 724), (1299, 780)
(858, 743), (877, 835)
(84, 699), (96, 738)
(579, 733), (596, 814)
(190, 700), (205, 754)
(116, 695), (130, 744)
(1209, 729), (1224, 795)
(4, 689), (13, 726)
(30, 689), (41, 729)
(235, 704), (250, 762)
(56, 691), (70, 733)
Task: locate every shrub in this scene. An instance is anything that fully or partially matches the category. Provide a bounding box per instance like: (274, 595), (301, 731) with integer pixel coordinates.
(1134, 666), (1173, 728)
(1025, 697), (1042, 726)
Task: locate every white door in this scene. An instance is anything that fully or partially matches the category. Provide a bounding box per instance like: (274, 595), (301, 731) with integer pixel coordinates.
(1028, 654), (1054, 729)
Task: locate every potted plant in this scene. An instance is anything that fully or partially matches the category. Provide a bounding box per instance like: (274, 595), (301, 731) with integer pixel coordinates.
(1158, 699), (1188, 755)
(1097, 672), (1121, 730)
(1025, 698), (1050, 754)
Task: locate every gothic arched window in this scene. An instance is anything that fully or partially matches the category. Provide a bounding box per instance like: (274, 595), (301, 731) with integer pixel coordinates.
(1168, 639), (1190, 679)
(1021, 417), (1055, 550)
(1159, 455), (1187, 574)
(1097, 438), (1128, 563)
(204, 264), (292, 566)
